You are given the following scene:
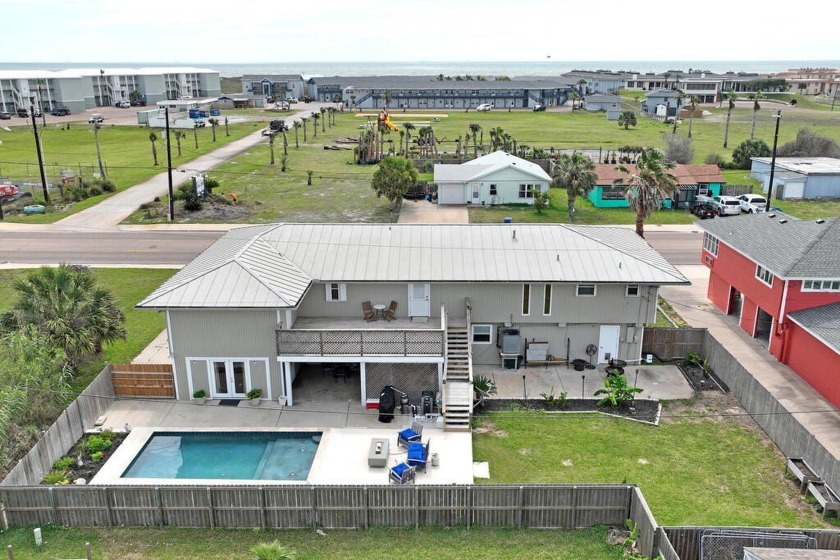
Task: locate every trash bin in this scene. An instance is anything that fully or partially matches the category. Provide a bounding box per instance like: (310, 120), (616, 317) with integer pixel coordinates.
(504, 217), (513, 223)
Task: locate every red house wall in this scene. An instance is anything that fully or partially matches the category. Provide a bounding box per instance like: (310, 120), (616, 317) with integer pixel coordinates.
(707, 270), (732, 314)
(785, 281), (840, 314)
(785, 323), (840, 409)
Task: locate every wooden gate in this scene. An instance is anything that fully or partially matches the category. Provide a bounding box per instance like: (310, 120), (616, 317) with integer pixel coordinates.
(111, 363), (175, 398)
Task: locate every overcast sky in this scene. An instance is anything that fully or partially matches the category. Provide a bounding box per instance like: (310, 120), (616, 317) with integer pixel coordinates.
(4, 0), (838, 63)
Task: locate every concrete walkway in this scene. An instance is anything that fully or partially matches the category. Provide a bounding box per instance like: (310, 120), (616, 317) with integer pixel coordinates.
(398, 200), (469, 224)
(660, 265), (840, 459)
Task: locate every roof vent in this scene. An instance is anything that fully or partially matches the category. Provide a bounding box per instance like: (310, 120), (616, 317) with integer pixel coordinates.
(512, 229), (516, 240)
(768, 213), (776, 218)
(779, 219), (788, 224)
(816, 219), (826, 224)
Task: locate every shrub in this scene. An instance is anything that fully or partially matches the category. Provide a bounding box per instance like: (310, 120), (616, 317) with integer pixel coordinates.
(43, 469), (69, 485)
(100, 179), (117, 193)
(704, 153), (724, 166)
(67, 187), (89, 201)
(777, 128), (840, 158)
(732, 139), (771, 169)
(594, 375), (643, 407)
(251, 540), (297, 560)
(193, 389), (206, 399)
(663, 133), (694, 164)
(54, 456), (75, 470)
(91, 451), (104, 463)
(183, 195), (203, 212)
(87, 186), (103, 196)
(204, 177), (220, 193)
(99, 428), (116, 441)
(473, 375), (497, 396)
(176, 183), (194, 201)
(85, 435), (112, 454)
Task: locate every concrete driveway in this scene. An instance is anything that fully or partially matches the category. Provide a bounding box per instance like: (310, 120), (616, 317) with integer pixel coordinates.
(398, 200), (468, 224)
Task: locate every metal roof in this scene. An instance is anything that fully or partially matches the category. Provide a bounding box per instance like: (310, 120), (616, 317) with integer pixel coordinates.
(698, 213), (840, 279)
(138, 224), (688, 310)
(435, 151), (552, 183)
(788, 303), (840, 355)
(751, 157), (840, 175)
(309, 75), (571, 91)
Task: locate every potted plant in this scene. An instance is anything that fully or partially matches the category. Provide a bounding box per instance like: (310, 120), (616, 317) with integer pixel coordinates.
(193, 389), (207, 404)
(247, 388), (263, 406)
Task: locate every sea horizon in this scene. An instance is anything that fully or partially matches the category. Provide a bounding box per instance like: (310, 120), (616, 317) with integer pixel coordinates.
(1, 60), (838, 78)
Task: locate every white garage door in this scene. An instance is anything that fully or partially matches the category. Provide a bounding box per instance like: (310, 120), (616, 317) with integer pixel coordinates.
(438, 184), (465, 205)
(783, 182), (805, 199)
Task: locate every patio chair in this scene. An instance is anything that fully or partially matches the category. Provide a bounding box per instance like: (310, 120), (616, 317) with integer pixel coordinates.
(389, 461), (416, 484)
(383, 300), (398, 321)
(407, 439), (431, 472)
(362, 301), (376, 322)
(398, 420), (424, 448)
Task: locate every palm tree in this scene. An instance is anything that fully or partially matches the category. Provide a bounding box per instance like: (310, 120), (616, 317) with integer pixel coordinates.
(569, 91), (581, 110)
(403, 122), (415, 156)
(723, 91), (736, 148)
(2, 265), (126, 368)
(311, 112), (319, 138)
(750, 91), (764, 139)
(577, 78), (587, 95)
(551, 152), (597, 222)
(208, 118), (219, 142)
(384, 88), (393, 108)
(687, 95), (699, 138)
(616, 148), (677, 238)
(301, 116), (308, 142)
(489, 126), (504, 151)
(672, 90), (685, 134)
(224, 116), (229, 137)
(662, 72), (672, 89)
(469, 123), (481, 158)
(149, 131), (159, 166)
(399, 129), (405, 156)
(174, 131), (185, 156)
(618, 111), (637, 130)
(293, 120), (301, 148)
(320, 107), (326, 132)
(797, 82), (808, 96)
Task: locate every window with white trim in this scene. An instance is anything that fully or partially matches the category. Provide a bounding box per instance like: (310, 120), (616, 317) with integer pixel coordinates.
(576, 284), (597, 297)
(626, 285), (640, 297)
(755, 265), (774, 287)
(522, 284), (531, 315)
(518, 184), (536, 199)
(325, 283), (347, 301)
(471, 324), (493, 345)
(802, 279), (840, 292)
(490, 184), (497, 196)
(703, 233), (719, 256)
(543, 284), (552, 315)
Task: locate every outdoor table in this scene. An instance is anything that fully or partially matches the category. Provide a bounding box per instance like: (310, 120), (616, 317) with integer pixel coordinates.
(373, 303), (386, 319)
(368, 437), (389, 467)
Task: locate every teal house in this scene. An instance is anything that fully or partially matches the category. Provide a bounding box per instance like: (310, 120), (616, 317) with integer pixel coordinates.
(588, 164), (725, 209)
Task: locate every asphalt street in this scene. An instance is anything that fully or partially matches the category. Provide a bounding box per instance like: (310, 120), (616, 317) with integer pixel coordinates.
(0, 229), (703, 267)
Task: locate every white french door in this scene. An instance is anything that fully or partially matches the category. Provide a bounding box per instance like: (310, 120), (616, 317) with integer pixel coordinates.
(211, 360), (247, 398)
(408, 283), (431, 317)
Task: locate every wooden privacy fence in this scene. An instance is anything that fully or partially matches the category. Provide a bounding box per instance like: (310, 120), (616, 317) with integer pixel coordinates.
(1, 365), (114, 488)
(1, 484), (637, 531)
(642, 328), (705, 360)
(111, 363), (175, 398)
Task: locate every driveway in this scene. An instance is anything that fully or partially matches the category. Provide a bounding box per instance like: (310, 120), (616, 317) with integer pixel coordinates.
(398, 200), (468, 224)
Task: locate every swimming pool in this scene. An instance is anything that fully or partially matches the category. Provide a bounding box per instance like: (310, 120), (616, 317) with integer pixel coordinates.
(122, 431), (322, 481)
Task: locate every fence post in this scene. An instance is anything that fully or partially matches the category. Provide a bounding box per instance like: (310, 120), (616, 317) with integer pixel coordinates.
(364, 486), (369, 529)
(414, 485), (419, 529)
(311, 486), (318, 529)
(103, 487), (114, 527)
(49, 487), (58, 525)
(156, 487), (164, 527)
(571, 486), (578, 529)
(206, 488), (215, 529)
(467, 486), (472, 530)
(85, 542), (92, 560)
(259, 487), (266, 530)
(517, 486), (524, 529)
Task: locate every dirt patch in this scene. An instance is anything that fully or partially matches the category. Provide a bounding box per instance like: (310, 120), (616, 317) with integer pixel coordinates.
(481, 398), (660, 424)
(677, 360), (728, 392)
(42, 432), (127, 485)
(473, 421), (507, 437)
(355, 113), (449, 118)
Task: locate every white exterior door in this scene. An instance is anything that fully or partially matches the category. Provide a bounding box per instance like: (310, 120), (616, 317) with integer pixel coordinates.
(598, 325), (620, 364)
(471, 184), (481, 204)
(211, 360), (247, 398)
(408, 283), (431, 317)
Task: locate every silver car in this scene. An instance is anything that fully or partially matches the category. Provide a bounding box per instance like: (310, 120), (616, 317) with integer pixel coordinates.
(738, 193), (768, 213)
(712, 196), (742, 216)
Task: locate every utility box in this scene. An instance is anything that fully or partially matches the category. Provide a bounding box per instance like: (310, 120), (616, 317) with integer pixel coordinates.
(500, 328), (521, 355)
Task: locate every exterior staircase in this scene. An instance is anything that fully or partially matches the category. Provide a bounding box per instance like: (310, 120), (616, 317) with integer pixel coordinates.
(442, 300), (474, 432)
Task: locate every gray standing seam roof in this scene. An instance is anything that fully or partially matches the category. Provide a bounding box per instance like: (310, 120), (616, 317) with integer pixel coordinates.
(788, 303), (840, 354)
(698, 213), (840, 279)
(137, 224), (688, 309)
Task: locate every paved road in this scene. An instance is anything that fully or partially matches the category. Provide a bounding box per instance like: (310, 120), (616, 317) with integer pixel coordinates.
(0, 229), (703, 267)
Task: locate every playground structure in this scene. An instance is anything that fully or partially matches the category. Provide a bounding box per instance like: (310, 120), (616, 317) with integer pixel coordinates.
(378, 110), (398, 131)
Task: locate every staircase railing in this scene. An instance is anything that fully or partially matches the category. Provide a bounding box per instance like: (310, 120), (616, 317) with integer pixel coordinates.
(464, 297), (473, 385)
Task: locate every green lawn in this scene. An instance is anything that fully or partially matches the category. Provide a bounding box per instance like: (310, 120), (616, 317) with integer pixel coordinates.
(0, 121), (263, 223)
(0, 526), (621, 559)
(473, 408), (822, 527)
(0, 268), (176, 391)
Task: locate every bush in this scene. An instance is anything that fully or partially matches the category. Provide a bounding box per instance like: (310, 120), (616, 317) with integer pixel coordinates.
(184, 195), (203, 212)
(67, 187), (89, 201)
(43, 469), (69, 485)
(663, 133), (694, 164)
(193, 389), (206, 399)
(100, 428), (116, 441)
(176, 183), (194, 201)
(777, 128), (840, 158)
(732, 139), (771, 169)
(88, 186), (103, 196)
(85, 435), (112, 454)
(100, 179), (117, 193)
(247, 388), (262, 400)
(54, 456), (75, 470)
(204, 177), (220, 193)
(704, 153), (724, 166)
(91, 451), (104, 463)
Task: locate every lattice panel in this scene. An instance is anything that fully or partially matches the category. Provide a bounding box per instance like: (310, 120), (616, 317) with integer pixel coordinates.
(366, 363), (438, 404)
(701, 529), (815, 560)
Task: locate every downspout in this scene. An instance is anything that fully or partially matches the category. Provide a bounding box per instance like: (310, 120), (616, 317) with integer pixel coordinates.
(778, 280), (790, 362)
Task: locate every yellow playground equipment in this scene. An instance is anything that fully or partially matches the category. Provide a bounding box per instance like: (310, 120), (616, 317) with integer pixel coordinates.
(378, 110), (398, 131)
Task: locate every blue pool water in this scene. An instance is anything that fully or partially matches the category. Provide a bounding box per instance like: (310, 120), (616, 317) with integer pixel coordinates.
(122, 432), (321, 481)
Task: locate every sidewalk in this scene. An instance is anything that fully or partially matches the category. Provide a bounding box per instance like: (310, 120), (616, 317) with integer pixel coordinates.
(660, 265), (840, 459)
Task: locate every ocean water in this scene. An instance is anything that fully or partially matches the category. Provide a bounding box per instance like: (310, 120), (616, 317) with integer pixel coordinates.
(1, 60), (838, 78)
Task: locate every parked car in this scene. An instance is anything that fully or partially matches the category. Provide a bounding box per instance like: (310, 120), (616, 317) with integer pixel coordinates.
(32, 109), (42, 118)
(130, 100), (147, 107)
(301, 96), (313, 103)
(16, 108), (29, 118)
(50, 107), (70, 116)
(0, 111), (10, 120)
(711, 195), (742, 216)
(738, 193), (768, 213)
(286, 97), (298, 103)
(115, 100), (130, 108)
(88, 114), (104, 124)
(193, 119), (206, 128)
(476, 103), (493, 112)
(533, 103), (546, 112)
(690, 201), (716, 219)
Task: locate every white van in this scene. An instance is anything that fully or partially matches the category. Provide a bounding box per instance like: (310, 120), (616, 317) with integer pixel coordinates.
(476, 103), (493, 112)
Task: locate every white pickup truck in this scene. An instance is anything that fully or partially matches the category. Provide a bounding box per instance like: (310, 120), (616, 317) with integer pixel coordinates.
(695, 194), (741, 217)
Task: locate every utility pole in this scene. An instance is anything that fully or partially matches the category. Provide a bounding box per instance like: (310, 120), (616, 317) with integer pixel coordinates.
(165, 107), (175, 222)
(92, 121), (106, 179)
(765, 110), (782, 212)
(30, 105), (50, 205)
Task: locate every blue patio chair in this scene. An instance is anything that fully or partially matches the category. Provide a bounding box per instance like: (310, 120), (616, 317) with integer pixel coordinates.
(389, 461), (416, 484)
(397, 420), (423, 448)
(407, 439), (431, 472)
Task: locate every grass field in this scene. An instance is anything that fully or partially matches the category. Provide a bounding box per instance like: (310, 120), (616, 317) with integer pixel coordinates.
(0, 526), (622, 559)
(0, 121), (263, 223)
(0, 268), (176, 391)
(473, 401), (823, 527)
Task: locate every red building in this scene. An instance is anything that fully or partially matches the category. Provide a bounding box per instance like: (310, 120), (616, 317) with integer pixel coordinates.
(699, 213), (840, 406)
